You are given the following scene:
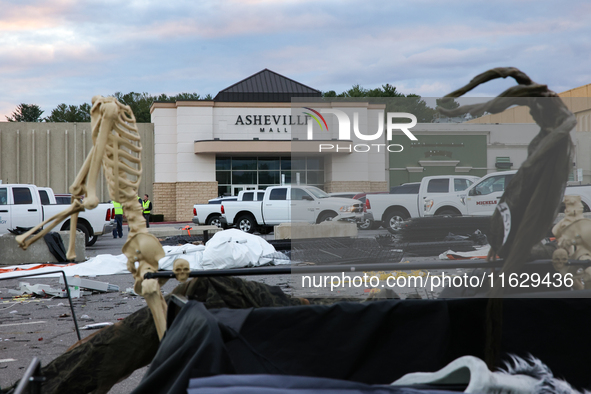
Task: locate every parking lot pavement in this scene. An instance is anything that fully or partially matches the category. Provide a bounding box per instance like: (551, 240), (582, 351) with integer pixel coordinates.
(0, 225), (462, 392)
(0, 273), (182, 392)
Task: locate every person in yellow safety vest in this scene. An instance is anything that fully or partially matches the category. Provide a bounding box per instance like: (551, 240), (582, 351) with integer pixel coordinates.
(142, 194), (152, 228)
(112, 201), (124, 238)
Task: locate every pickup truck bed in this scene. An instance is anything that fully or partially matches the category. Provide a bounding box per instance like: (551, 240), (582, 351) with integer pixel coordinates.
(366, 175), (479, 234)
(1, 184), (113, 246)
(221, 185), (365, 233)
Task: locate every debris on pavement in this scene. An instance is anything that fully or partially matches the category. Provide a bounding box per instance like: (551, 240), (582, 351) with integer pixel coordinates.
(58, 276), (120, 293)
(81, 322), (114, 330)
(7, 276), (120, 300)
(8, 282), (69, 298)
(8, 282), (91, 299)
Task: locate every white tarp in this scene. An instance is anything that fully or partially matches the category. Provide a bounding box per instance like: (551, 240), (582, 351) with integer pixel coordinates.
(202, 229), (286, 269)
(0, 229), (288, 279)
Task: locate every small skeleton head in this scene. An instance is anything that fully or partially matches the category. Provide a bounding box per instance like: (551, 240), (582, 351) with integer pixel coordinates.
(564, 195), (584, 217)
(552, 248), (569, 271)
(173, 259), (191, 283)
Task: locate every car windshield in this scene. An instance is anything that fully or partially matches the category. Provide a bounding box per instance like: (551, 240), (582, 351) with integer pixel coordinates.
(307, 187), (329, 199)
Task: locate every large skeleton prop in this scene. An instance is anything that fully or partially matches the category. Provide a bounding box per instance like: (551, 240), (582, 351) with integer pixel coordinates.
(15, 96), (168, 339)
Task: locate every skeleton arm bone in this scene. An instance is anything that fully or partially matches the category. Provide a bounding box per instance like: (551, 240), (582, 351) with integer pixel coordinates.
(15, 199), (85, 252)
(85, 100), (119, 210)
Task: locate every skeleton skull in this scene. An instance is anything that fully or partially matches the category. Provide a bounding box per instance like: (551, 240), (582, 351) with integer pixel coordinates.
(552, 248), (569, 273)
(564, 195), (584, 218)
(173, 259), (191, 283)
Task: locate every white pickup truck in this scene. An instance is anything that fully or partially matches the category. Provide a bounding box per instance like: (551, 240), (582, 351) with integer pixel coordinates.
(220, 185), (365, 233)
(423, 170), (591, 217)
(365, 175), (480, 234)
(192, 190), (266, 227)
(0, 184), (114, 246)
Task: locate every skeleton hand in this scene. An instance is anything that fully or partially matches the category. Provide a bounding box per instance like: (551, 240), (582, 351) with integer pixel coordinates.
(127, 259), (137, 275)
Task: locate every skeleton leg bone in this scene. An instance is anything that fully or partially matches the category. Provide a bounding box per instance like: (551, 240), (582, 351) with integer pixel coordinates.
(66, 211), (80, 260)
(140, 277), (168, 340)
(123, 232), (167, 340)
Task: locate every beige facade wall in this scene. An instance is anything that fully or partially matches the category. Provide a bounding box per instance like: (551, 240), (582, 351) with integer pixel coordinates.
(467, 86), (591, 125)
(153, 182), (177, 222)
(465, 87), (591, 183)
(324, 181), (388, 193)
(370, 182), (388, 192)
(175, 182), (217, 222)
(153, 181), (218, 222)
(0, 122), (155, 202)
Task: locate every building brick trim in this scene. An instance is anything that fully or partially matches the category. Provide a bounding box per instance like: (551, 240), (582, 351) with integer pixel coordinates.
(153, 181), (218, 221)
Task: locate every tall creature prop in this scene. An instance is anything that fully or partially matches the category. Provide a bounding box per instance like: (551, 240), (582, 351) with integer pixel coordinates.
(438, 67), (576, 291)
(15, 96), (168, 339)
(438, 68), (576, 368)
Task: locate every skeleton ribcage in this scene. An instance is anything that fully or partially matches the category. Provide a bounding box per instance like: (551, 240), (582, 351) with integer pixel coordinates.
(100, 101), (143, 203)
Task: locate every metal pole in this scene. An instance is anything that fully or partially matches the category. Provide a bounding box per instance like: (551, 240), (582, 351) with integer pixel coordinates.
(144, 259), (591, 280)
(13, 357), (44, 394)
(47, 130), (50, 186)
(32, 129), (35, 185)
(65, 130), (68, 186)
(16, 130), (20, 183)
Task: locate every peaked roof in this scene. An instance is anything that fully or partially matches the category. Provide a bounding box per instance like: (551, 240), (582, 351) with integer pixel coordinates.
(214, 69), (321, 102)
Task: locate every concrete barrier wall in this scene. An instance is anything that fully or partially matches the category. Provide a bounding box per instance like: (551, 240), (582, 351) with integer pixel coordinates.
(274, 222), (358, 240)
(0, 122), (154, 202)
(0, 231), (85, 265)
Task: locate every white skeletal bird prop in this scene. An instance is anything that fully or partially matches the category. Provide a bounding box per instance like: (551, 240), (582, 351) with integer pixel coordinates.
(16, 96), (168, 339)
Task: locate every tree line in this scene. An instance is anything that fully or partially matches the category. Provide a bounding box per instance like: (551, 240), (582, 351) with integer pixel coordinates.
(5, 92), (210, 123)
(6, 85), (458, 123)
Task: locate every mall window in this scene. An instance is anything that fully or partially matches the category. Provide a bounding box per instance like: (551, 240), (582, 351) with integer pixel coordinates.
(216, 156), (324, 196)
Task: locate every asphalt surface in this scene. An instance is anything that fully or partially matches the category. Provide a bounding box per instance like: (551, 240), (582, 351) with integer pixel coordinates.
(0, 223), (456, 393)
(0, 223), (189, 393)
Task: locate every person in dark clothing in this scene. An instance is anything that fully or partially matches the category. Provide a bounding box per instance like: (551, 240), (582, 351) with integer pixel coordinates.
(112, 201), (123, 238)
(142, 194), (152, 228)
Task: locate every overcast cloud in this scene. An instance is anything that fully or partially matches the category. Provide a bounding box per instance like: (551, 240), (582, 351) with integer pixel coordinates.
(1, 0), (589, 119)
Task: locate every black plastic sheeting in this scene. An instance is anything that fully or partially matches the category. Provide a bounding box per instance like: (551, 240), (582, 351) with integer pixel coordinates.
(133, 298), (591, 394)
(43, 233), (69, 262)
(396, 217), (492, 243)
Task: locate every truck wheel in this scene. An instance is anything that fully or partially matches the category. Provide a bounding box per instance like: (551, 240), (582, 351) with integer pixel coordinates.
(384, 210), (408, 234)
(357, 218), (375, 230)
(206, 215), (222, 228)
(64, 222), (90, 246)
(87, 234), (99, 246)
(236, 215), (256, 234)
(317, 212), (337, 223)
(78, 224), (91, 246)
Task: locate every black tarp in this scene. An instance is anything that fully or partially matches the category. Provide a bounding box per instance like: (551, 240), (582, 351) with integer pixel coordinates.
(43, 233), (69, 262)
(133, 298), (591, 394)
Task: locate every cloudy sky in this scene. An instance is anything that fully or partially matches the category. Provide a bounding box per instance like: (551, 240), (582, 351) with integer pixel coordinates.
(1, 0), (590, 120)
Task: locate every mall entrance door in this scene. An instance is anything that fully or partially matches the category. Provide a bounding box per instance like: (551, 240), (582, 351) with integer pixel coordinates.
(232, 185), (258, 196)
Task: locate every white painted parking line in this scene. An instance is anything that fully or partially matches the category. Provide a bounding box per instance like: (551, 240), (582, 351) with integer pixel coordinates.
(0, 321), (46, 328)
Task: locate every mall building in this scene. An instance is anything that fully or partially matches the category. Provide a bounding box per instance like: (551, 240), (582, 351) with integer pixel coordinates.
(150, 69), (591, 221)
(150, 69), (390, 222)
